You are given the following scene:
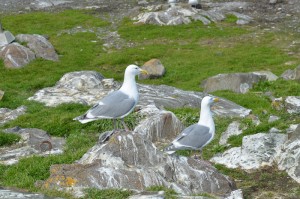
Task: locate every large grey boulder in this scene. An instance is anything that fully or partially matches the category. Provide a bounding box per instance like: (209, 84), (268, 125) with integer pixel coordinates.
(16, 34), (59, 61)
(28, 71), (251, 118)
(0, 127), (65, 165)
(0, 43), (36, 68)
(285, 96), (300, 114)
(41, 106), (236, 198)
(0, 106), (27, 125)
(201, 72), (267, 94)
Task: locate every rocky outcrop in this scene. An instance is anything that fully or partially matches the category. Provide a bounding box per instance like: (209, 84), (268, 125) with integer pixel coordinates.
(133, 3), (252, 26)
(201, 72), (267, 94)
(28, 70), (251, 118)
(139, 59), (166, 79)
(0, 106), (27, 125)
(211, 124), (300, 183)
(285, 96), (300, 114)
(42, 106), (236, 198)
(16, 34), (59, 61)
(0, 127), (65, 165)
(0, 43), (36, 68)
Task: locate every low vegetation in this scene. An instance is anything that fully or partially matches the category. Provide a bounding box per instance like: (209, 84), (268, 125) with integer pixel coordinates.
(0, 7), (299, 199)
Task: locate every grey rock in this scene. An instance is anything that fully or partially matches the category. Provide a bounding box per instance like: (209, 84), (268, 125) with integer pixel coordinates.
(201, 72), (267, 94)
(225, 189), (243, 199)
(219, 121), (244, 145)
(211, 132), (287, 171)
(0, 127), (65, 165)
(285, 96), (300, 114)
(0, 106), (27, 125)
(268, 115), (280, 123)
(280, 65), (300, 81)
(32, 0), (73, 9)
(0, 31), (15, 47)
(42, 126), (235, 197)
(252, 71), (278, 81)
(0, 42), (36, 68)
(16, 34), (58, 61)
(0, 188), (63, 199)
(28, 71), (251, 118)
(277, 125), (300, 183)
(134, 4), (251, 26)
(139, 59), (166, 79)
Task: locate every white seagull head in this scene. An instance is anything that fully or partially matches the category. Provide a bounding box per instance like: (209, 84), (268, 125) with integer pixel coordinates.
(125, 64), (148, 77)
(201, 96), (219, 108)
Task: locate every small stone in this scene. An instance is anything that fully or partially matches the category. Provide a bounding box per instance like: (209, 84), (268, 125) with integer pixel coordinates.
(285, 96), (300, 114)
(139, 59), (166, 79)
(268, 115), (280, 123)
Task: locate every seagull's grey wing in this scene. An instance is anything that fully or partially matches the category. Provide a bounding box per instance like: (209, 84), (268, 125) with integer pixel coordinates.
(86, 91), (136, 118)
(166, 124), (212, 152)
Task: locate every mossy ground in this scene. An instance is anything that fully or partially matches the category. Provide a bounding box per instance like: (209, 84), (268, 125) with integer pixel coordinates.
(0, 8), (299, 199)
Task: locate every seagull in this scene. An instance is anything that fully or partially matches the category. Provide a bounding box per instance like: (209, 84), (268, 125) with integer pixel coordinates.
(164, 96), (219, 157)
(74, 64), (148, 132)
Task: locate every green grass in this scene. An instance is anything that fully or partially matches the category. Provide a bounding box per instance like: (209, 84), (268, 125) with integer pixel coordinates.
(0, 132), (21, 147)
(0, 7), (299, 199)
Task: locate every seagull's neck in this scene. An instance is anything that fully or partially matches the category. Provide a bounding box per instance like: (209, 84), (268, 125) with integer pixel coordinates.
(120, 74), (138, 99)
(198, 105), (215, 134)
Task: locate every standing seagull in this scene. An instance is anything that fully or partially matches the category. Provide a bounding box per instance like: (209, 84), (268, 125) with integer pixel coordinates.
(164, 96), (219, 157)
(74, 65), (148, 131)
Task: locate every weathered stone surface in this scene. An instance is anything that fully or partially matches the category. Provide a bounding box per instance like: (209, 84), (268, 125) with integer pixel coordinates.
(134, 4), (252, 26)
(211, 132), (287, 171)
(281, 65), (300, 81)
(129, 191), (165, 199)
(252, 71), (278, 81)
(39, 105), (236, 197)
(211, 124), (300, 183)
(139, 59), (166, 79)
(0, 127), (65, 165)
(201, 72), (267, 94)
(0, 31), (15, 47)
(219, 121), (243, 145)
(0, 43), (36, 68)
(0, 90), (4, 101)
(0, 106), (27, 125)
(134, 104), (184, 148)
(28, 71), (251, 118)
(42, 125), (236, 198)
(0, 188), (63, 199)
(285, 96), (300, 114)
(31, 0), (73, 9)
(277, 125), (300, 183)
(16, 34), (58, 61)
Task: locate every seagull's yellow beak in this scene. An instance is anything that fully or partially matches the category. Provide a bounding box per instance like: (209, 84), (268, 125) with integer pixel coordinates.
(213, 98), (219, 102)
(140, 69), (148, 75)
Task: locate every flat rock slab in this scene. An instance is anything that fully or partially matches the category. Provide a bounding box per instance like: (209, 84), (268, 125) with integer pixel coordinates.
(0, 106), (27, 125)
(0, 127), (65, 165)
(28, 70), (251, 118)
